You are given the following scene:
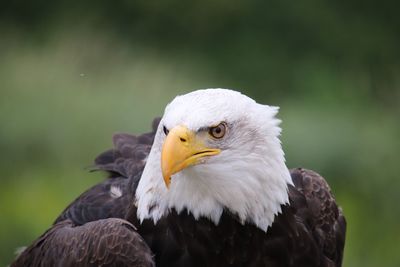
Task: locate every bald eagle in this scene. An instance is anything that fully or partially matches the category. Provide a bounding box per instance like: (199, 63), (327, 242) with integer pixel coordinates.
(12, 89), (346, 267)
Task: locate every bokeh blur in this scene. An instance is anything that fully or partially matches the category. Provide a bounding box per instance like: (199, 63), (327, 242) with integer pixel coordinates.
(0, 1), (399, 266)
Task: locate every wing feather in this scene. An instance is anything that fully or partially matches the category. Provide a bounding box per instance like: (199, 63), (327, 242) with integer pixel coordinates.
(55, 118), (160, 225)
(289, 168), (346, 267)
(11, 219), (154, 267)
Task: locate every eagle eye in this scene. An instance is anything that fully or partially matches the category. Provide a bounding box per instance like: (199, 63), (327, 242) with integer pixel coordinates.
(163, 126), (169, 135)
(209, 122), (226, 139)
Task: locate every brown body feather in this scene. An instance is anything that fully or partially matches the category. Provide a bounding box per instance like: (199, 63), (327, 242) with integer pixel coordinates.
(11, 219), (154, 267)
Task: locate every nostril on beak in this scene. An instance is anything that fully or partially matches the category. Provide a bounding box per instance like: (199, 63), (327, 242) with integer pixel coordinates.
(179, 137), (187, 142)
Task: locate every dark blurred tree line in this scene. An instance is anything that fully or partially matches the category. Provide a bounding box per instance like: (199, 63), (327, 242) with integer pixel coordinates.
(1, 0), (399, 108)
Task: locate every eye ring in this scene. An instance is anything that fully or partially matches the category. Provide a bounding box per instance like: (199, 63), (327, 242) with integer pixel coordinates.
(209, 122), (226, 139)
(163, 126), (169, 135)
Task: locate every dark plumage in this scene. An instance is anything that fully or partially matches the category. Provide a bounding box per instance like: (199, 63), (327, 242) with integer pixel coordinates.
(12, 117), (346, 267)
(54, 118), (159, 225)
(11, 218), (154, 267)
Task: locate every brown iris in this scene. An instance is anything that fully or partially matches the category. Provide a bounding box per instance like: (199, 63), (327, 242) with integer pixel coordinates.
(209, 122), (226, 139)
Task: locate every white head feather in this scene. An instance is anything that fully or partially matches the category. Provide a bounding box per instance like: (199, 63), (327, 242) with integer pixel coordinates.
(136, 88), (292, 232)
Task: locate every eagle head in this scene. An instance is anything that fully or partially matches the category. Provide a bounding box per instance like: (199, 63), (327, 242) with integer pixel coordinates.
(136, 89), (292, 232)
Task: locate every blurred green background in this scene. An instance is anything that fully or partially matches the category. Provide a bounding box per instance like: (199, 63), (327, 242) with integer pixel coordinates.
(0, 1), (399, 266)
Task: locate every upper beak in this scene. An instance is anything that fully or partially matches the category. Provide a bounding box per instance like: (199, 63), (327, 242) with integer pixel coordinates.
(161, 125), (220, 188)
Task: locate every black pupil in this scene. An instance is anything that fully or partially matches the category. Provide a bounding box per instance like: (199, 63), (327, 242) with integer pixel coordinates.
(214, 127), (221, 134)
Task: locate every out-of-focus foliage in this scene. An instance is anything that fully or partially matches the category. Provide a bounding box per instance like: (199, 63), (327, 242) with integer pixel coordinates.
(0, 1), (399, 266)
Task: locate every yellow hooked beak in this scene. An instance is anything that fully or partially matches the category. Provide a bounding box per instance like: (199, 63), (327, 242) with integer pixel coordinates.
(161, 125), (220, 188)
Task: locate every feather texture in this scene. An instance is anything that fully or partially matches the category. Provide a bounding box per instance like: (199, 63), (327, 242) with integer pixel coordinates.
(11, 219), (154, 267)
